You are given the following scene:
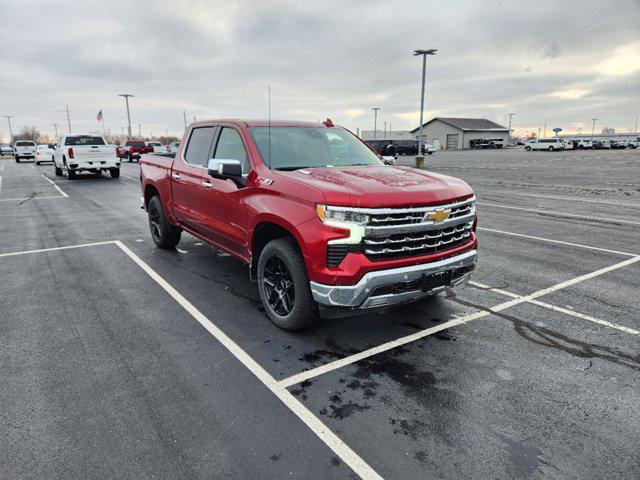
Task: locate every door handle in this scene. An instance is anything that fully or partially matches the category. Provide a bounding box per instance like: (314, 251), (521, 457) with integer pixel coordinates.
(171, 172), (181, 180)
(201, 180), (213, 188)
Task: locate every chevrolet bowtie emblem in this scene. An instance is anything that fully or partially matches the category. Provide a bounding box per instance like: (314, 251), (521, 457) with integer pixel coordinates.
(426, 209), (450, 223)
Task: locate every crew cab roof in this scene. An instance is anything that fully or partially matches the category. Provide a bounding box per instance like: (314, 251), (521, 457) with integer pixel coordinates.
(189, 119), (328, 128)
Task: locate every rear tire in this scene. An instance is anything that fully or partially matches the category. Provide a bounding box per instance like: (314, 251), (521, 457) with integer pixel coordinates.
(15, 157), (20, 163)
(66, 169), (77, 180)
(257, 238), (317, 331)
(525, 146), (531, 151)
(148, 195), (181, 249)
(548, 146), (554, 151)
(110, 168), (120, 178)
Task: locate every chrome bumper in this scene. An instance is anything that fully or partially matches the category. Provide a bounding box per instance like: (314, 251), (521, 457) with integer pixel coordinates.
(310, 249), (476, 309)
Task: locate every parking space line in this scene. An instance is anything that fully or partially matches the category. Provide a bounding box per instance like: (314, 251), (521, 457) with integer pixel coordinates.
(478, 227), (638, 257)
(280, 255), (640, 388)
(41, 174), (69, 197)
(0, 241), (116, 258)
(491, 191), (640, 208)
(114, 241), (382, 480)
(469, 281), (639, 335)
(477, 202), (640, 226)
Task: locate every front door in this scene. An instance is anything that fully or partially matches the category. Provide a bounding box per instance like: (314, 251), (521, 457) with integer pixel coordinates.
(199, 126), (252, 257)
(170, 126), (216, 233)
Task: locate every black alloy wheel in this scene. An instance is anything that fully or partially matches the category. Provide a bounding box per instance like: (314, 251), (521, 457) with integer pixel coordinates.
(148, 201), (162, 244)
(262, 256), (295, 317)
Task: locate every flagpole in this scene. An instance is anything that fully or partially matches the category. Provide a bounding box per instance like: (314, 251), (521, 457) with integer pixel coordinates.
(101, 117), (106, 138)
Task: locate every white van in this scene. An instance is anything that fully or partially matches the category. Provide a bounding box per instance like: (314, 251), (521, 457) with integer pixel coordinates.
(525, 138), (565, 151)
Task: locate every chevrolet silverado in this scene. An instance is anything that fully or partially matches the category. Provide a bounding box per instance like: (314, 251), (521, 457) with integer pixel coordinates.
(140, 119), (477, 330)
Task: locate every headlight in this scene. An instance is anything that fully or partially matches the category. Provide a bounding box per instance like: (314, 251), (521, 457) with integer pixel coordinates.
(316, 205), (369, 226)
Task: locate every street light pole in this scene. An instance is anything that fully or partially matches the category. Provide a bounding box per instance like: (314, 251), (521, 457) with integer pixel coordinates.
(118, 94), (134, 139)
(590, 118), (598, 140)
(414, 48), (437, 159)
(183, 110), (187, 129)
(66, 106), (72, 133)
(372, 107), (380, 139)
(4, 115), (13, 141)
(507, 113), (515, 146)
(51, 123), (58, 138)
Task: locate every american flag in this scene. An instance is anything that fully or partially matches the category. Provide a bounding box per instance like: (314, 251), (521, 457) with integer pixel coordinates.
(96, 110), (103, 121)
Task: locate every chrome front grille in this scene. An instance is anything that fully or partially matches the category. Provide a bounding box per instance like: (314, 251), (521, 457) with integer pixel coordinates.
(362, 197), (476, 261)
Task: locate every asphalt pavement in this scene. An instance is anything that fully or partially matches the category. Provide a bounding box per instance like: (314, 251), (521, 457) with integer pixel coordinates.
(1, 147), (639, 479)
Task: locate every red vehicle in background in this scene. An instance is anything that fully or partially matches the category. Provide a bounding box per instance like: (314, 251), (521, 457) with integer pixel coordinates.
(117, 139), (154, 162)
(139, 119), (477, 330)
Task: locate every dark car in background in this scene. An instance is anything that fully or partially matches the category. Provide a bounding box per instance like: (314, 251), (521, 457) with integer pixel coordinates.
(117, 140), (154, 162)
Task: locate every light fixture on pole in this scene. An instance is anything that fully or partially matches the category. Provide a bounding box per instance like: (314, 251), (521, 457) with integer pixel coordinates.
(414, 48), (437, 162)
(372, 107), (380, 139)
(118, 94), (134, 139)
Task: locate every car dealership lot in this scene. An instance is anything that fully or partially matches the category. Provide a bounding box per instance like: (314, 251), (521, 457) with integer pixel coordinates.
(1, 148), (638, 479)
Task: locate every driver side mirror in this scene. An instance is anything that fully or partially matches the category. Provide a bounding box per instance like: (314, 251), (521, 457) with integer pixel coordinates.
(207, 158), (246, 187)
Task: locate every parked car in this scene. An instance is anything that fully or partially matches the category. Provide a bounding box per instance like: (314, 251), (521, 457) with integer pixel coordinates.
(609, 140), (628, 149)
(0, 144), (15, 157)
(525, 138), (565, 151)
(35, 144), (55, 164)
(117, 139), (154, 162)
(563, 140), (574, 150)
(140, 119), (477, 330)
(168, 142), (180, 154)
(592, 140), (611, 150)
(628, 141), (639, 149)
(13, 140), (37, 162)
(572, 139), (593, 149)
(146, 141), (165, 153)
(53, 134), (120, 179)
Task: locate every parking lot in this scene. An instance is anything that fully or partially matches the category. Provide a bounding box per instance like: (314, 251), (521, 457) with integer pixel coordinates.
(1, 147), (639, 479)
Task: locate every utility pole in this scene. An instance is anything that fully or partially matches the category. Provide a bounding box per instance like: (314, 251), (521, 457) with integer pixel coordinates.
(120, 126), (124, 137)
(384, 121), (387, 138)
(165, 130), (168, 143)
(51, 123), (59, 138)
(634, 115), (638, 134)
(66, 106), (72, 133)
(414, 48), (437, 160)
(118, 94), (134, 138)
(372, 107), (380, 139)
(4, 115), (13, 141)
(590, 118), (598, 140)
(543, 121), (547, 138)
(183, 110), (187, 129)
(138, 124), (142, 137)
(193, 116), (197, 123)
(507, 113), (515, 146)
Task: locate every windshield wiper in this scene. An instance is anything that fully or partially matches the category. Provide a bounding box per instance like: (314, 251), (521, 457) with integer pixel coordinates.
(274, 166), (311, 171)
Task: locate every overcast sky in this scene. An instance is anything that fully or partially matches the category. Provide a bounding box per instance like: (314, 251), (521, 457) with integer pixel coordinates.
(1, 0), (639, 141)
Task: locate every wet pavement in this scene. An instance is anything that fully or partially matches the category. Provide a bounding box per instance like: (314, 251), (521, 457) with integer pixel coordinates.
(1, 148), (639, 479)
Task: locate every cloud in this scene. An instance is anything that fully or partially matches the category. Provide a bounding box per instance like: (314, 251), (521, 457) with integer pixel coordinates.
(1, 0), (639, 143)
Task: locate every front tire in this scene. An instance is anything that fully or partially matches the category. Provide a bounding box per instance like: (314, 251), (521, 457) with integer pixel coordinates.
(525, 146), (531, 151)
(110, 168), (120, 178)
(548, 146), (554, 151)
(148, 195), (181, 249)
(257, 238), (317, 331)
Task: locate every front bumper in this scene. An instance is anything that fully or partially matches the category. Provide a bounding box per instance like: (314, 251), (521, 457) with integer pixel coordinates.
(310, 249), (476, 309)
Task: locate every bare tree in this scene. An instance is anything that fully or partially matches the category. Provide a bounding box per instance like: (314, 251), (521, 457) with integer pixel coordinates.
(14, 127), (41, 143)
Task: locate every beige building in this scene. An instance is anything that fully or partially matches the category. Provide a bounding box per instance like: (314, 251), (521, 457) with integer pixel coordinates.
(411, 117), (510, 150)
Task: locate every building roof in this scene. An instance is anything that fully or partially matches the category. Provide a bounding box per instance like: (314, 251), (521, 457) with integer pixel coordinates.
(411, 117), (509, 133)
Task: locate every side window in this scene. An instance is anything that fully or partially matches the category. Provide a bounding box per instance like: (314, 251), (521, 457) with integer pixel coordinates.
(184, 127), (215, 167)
(214, 128), (250, 173)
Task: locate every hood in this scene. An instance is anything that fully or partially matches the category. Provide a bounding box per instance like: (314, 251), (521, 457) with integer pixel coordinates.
(277, 165), (473, 207)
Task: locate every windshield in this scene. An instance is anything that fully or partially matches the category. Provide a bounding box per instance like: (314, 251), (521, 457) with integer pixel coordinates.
(16, 141), (36, 146)
(248, 126), (384, 170)
(65, 136), (105, 146)
(127, 141), (146, 147)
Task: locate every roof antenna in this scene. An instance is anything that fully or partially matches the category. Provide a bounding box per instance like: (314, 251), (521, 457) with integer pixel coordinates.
(268, 83), (271, 169)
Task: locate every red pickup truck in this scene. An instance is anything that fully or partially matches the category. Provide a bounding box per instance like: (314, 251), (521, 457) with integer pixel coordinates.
(118, 139), (154, 162)
(140, 119), (477, 330)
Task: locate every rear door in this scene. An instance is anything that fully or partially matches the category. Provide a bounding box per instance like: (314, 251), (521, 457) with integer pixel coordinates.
(170, 126), (217, 233)
(198, 125), (252, 255)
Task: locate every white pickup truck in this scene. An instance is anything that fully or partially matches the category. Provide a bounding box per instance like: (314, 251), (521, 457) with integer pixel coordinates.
(14, 140), (37, 162)
(53, 135), (120, 179)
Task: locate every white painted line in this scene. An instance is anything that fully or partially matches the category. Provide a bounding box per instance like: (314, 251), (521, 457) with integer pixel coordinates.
(0, 195), (66, 203)
(121, 174), (138, 180)
(279, 255), (640, 388)
(469, 281), (639, 335)
(0, 163), (4, 171)
(477, 202), (640, 226)
(0, 241), (116, 258)
(0, 176), (2, 194)
(114, 241), (382, 480)
(478, 227), (638, 257)
(41, 174), (69, 197)
(29, 164), (36, 170)
(493, 191), (640, 208)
